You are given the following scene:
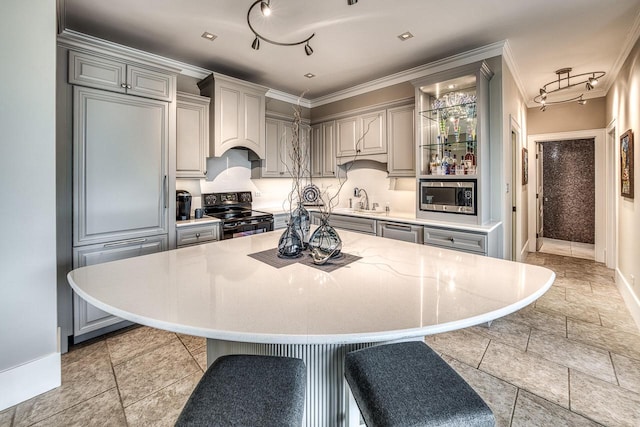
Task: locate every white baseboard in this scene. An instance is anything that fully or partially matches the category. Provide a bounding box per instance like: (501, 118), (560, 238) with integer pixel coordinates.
(0, 352), (61, 411)
(616, 269), (640, 331)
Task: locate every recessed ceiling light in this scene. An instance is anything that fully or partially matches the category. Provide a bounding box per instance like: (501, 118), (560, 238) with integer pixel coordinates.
(201, 32), (217, 41)
(448, 84), (455, 89)
(397, 32), (413, 41)
(304, 73), (316, 79)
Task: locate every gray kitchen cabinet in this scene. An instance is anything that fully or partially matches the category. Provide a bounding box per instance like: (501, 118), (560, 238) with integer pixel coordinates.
(72, 235), (168, 341)
(73, 86), (169, 246)
(423, 226), (487, 255)
(336, 109), (386, 160)
(176, 92), (209, 178)
(377, 221), (424, 244)
(69, 50), (173, 101)
(198, 74), (267, 158)
(274, 212), (289, 230)
(256, 117), (311, 178)
(387, 105), (415, 177)
(311, 121), (337, 177)
(176, 222), (220, 247)
(311, 212), (377, 235)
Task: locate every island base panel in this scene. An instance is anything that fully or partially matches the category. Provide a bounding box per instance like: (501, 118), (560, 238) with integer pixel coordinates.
(207, 339), (422, 427)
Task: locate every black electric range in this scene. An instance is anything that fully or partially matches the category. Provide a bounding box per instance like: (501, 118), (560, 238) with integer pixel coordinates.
(202, 192), (274, 240)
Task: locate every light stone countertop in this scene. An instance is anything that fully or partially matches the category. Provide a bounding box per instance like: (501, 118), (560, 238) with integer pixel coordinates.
(68, 229), (554, 345)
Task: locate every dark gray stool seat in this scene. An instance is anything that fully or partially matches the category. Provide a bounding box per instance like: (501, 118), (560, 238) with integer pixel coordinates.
(175, 354), (306, 427)
(345, 341), (494, 427)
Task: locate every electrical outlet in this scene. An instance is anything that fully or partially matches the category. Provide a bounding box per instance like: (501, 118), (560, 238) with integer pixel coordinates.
(255, 191), (261, 197)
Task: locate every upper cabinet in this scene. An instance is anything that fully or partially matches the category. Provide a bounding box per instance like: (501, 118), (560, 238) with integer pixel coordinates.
(198, 74), (267, 159)
(68, 51), (173, 101)
(387, 105), (415, 177)
(311, 121), (337, 178)
(336, 109), (387, 163)
(176, 92), (210, 179)
(253, 116), (310, 178)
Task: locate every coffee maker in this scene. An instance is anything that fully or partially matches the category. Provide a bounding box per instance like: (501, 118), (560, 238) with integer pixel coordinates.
(176, 190), (191, 220)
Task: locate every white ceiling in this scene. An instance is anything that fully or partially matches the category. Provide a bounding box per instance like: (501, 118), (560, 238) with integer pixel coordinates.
(61, 0), (640, 106)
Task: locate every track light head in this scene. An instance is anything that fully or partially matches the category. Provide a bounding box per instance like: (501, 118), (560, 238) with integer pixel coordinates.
(304, 42), (313, 56)
(578, 97), (587, 105)
(260, 1), (271, 16)
(540, 105), (546, 112)
(586, 82), (594, 91)
(348, 0), (358, 4)
(251, 37), (260, 50)
(589, 76), (598, 86)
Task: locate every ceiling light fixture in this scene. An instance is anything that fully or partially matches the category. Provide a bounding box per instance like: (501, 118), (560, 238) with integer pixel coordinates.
(397, 31), (413, 41)
(348, 0), (358, 5)
(533, 68), (605, 111)
(247, 0), (315, 56)
(304, 73), (315, 79)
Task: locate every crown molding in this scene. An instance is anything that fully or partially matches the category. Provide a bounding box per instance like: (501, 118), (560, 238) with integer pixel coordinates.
(606, 9), (640, 93)
(502, 40), (528, 105)
(266, 89), (312, 109)
(308, 40), (506, 108)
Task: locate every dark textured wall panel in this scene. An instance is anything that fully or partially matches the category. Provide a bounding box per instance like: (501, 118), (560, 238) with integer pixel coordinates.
(542, 139), (595, 243)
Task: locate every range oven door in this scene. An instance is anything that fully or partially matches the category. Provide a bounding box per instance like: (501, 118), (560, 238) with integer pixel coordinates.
(420, 179), (476, 215)
(222, 218), (274, 239)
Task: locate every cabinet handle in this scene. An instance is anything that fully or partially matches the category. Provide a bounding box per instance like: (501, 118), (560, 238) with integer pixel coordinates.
(126, 84), (132, 89)
(104, 238), (147, 248)
(163, 175), (168, 209)
(121, 83), (127, 88)
(195, 233), (201, 238)
(449, 237), (455, 243)
(386, 224), (412, 232)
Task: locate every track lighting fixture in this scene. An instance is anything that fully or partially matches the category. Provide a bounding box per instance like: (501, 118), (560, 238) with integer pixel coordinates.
(533, 68), (605, 111)
(247, 0), (315, 56)
(348, 0), (358, 4)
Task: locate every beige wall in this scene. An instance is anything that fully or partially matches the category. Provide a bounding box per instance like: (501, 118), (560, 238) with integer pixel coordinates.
(311, 82), (414, 121)
(528, 97), (606, 134)
(606, 34), (640, 321)
(266, 97), (311, 120)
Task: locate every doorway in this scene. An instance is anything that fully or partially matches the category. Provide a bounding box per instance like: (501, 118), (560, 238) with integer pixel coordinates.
(537, 138), (595, 259)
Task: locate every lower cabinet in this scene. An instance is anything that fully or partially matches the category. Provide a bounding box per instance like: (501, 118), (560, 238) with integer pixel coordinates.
(311, 212), (377, 235)
(377, 221), (424, 244)
(273, 212), (289, 230)
(176, 222), (220, 247)
(72, 234), (168, 342)
(423, 226), (487, 255)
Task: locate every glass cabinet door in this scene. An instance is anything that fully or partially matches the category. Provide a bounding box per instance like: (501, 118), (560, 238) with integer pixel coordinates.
(417, 78), (478, 177)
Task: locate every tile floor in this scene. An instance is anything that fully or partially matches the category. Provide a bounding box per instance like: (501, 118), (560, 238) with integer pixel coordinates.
(539, 237), (595, 260)
(1, 252), (639, 426)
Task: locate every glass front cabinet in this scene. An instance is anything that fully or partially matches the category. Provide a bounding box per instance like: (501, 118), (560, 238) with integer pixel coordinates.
(412, 61), (493, 224)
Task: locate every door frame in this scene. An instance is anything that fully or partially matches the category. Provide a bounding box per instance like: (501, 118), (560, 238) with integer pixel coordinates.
(527, 129), (606, 263)
(510, 116), (522, 261)
(605, 119), (618, 269)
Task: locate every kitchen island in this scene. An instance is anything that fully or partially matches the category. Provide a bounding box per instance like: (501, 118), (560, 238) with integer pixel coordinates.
(68, 229), (554, 426)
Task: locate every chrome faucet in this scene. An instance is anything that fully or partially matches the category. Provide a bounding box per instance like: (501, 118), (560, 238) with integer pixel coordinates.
(353, 187), (369, 210)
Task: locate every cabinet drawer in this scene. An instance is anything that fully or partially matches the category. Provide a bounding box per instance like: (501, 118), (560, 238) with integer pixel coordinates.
(377, 221), (424, 244)
(274, 213), (289, 230)
(328, 214), (377, 235)
(424, 226), (487, 255)
(177, 223), (220, 247)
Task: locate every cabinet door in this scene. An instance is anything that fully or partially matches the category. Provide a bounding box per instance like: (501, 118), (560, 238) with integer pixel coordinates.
(68, 51), (127, 93)
(377, 221), (423, 244)
(217, 84), (242, 149)
(72, 235), (167, 339)
(243, 90), (266, 158)
(176, 93), (209, 178)
(262, 118), (282, 177)
(74, 87), (169, 246)
(322, 121), (336, 177)
(329, 214), (377, 235)
(336, 116), (359, 157)
(359, 109), (387, 155)
(311, 124), (323, 178)
(387, 105), (415, 177)
(127, 65), (173, 101)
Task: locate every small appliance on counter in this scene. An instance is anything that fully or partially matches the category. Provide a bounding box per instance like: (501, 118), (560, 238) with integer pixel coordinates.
(176, 190), (192, 220)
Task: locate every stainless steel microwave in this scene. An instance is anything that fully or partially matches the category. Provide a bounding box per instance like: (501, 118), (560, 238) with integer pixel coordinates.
(419, 179), (476, 215)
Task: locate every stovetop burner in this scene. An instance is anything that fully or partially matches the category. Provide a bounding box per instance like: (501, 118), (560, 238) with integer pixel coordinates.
(201, 191), (273, 223)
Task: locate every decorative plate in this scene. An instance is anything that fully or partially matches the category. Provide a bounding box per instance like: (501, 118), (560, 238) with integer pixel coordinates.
(302, 184), (321, 205)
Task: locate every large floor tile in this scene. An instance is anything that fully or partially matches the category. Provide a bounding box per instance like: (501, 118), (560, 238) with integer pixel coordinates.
(124, 372), (202, 427)
(0, 407), (15, 427)
(191, 346), (207, 372)
(527, 329), (616, 384)
(566, 287), (626, 312)
(107, 326), (178, 366)
(424, 329), (490, 368)
(469, 317), (531, 351)
(612, 353), (640, 395)
(568, 318), (640, 360)
(29, 389), (126, 427)
(534, 293), (601, 324)
(14, 342), (116, 426)
(570, 369), (640, 427)
(511, 390), (599, 426)
(502, 305), (567, 336)
(551, 276), (592, 291)
(599, 308), (640, 335)
(443, 356), (517, 427)
(480, 341), (569, 408)
(176, 334), (206, 354)
(114, 339), (200, 407)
